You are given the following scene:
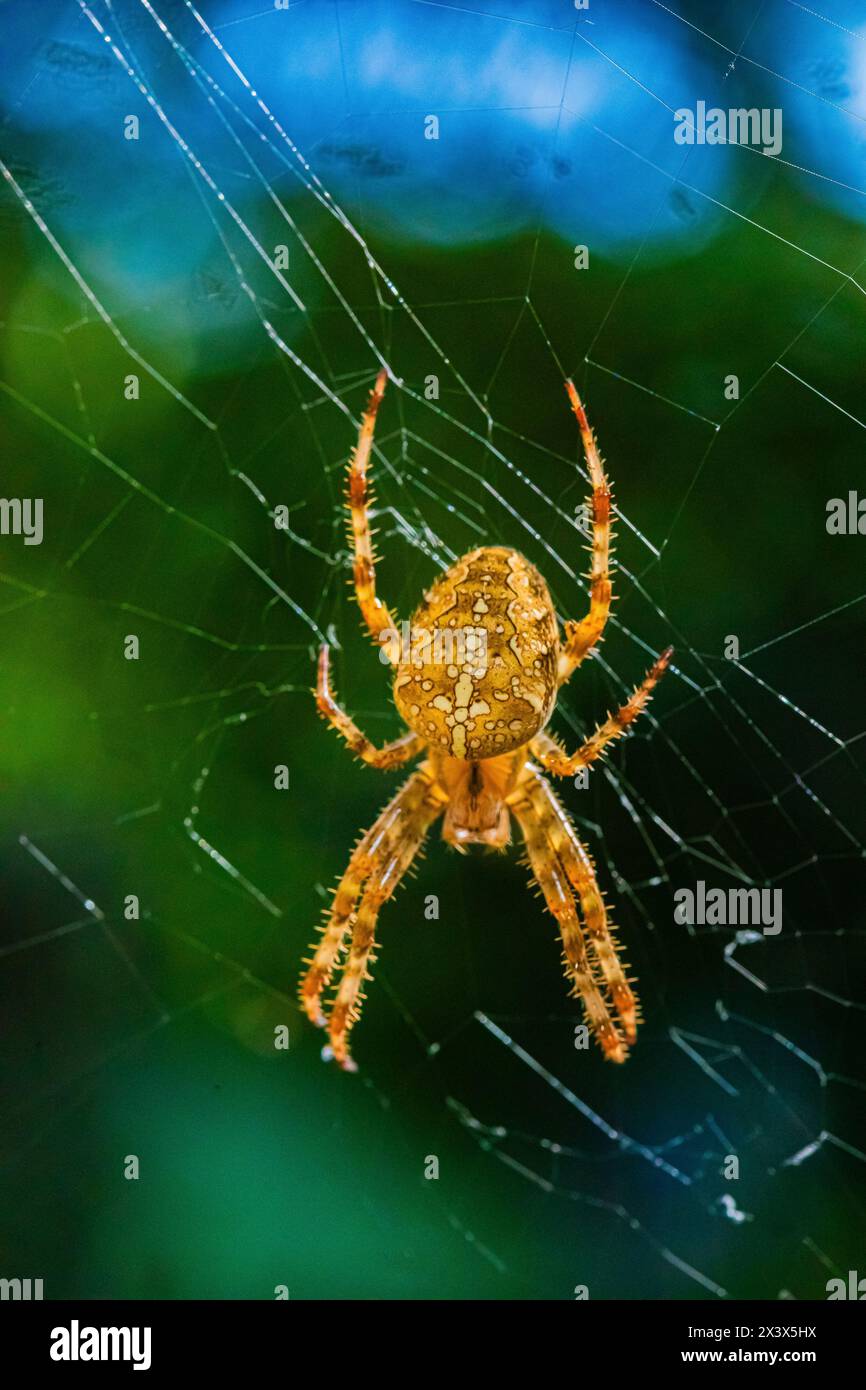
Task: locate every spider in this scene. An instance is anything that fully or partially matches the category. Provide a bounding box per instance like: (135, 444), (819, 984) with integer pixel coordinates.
(300, 370), (672, 1071)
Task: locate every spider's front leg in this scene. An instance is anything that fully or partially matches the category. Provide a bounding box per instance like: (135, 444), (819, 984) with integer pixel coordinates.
(515, 768), (640, 1049)
(509, 768), (630, 1062)
(299, 768), (444, 1070)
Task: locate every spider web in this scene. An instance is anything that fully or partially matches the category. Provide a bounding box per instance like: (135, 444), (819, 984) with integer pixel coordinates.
(2, 0), (865, 1300)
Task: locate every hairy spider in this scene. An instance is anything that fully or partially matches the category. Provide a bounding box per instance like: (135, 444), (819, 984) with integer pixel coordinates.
(300, 370), (672, 1071)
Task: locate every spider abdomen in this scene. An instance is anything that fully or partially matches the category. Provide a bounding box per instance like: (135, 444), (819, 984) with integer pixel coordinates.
(393, 545), (559, 759)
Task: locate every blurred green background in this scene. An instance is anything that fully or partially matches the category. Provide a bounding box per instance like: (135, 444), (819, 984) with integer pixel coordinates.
(1, 0), (865, 1300)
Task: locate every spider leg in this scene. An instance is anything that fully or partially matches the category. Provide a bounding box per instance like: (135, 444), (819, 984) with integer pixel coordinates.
(300, 768), (444, 1068)
(531, 646), (673, 777)
(300, 857), (367, 1031)
(327, 769), (444, 1070)
(316, 644), (425, 769)
(509, 769), (629, 1063)
(558, 381), (614, 687)
(346, 368), (400, 658)
(515, 768), (640, 1047)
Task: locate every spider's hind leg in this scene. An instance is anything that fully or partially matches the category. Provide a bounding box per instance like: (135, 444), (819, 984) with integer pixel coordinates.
(558, 381), (614, 687)
(346, 369), (401, 659)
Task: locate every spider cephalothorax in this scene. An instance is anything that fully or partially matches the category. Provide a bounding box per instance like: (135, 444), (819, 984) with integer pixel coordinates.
(301, 370), (672, 1071)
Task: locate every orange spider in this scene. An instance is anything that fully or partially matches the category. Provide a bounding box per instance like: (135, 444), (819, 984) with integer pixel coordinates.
(300, 370), (672, 1071)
